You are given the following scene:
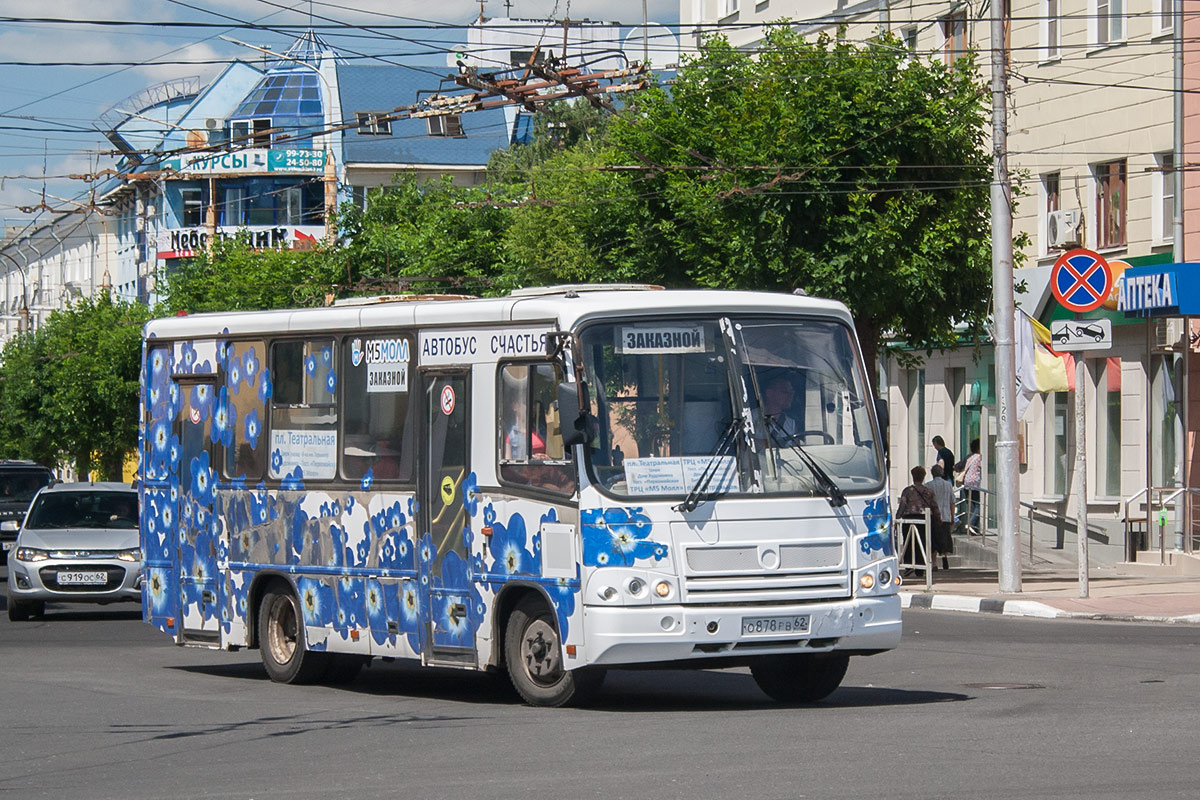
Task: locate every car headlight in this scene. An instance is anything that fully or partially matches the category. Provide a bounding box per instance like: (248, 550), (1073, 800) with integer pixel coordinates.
(15, 547), (50, 562)
(116, 548), (141, 563)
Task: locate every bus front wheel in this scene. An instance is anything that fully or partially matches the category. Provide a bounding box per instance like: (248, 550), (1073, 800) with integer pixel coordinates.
(258, 587), (329, 684)
(750, 653), (849, 704)
(504, 597), (604, 707)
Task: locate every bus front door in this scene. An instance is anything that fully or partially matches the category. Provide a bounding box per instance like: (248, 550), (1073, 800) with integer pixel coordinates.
(419, 371), (476, 666)
(175, 378), (221, 642)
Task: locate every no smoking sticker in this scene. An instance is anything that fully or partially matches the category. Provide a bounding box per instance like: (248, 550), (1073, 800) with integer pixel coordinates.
(440, 384), (456, 415)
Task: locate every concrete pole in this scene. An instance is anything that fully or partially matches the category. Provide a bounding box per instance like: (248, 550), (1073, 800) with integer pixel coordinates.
(991, 4), (1021, 592)
(1075, 355), (1089, 597)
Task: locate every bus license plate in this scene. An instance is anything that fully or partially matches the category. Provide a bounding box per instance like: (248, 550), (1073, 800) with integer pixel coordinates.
(59, 571), (107, 586)
(741, 615), (809, 636)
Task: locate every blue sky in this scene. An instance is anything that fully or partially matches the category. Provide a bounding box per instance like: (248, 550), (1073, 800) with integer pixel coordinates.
(0, 0), (681, 227)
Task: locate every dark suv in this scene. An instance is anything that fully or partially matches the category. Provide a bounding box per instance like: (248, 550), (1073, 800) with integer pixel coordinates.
(1, 461), (56, 563)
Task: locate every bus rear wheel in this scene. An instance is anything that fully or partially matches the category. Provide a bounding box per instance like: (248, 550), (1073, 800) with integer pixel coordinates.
(258, 587), (328, 684)
(504, 597), (604, 707)
(750, 653), (849, 704)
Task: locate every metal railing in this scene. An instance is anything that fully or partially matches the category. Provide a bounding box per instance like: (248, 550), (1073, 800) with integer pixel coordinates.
(1123, 486), (1200, 562)
(952, 485), (1059, 565)
(894, 508), (933, 591)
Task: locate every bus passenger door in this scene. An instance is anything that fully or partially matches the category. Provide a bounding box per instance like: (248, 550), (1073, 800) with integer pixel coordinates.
(175, 378), (221, 641)
(419, 371), (476, 666)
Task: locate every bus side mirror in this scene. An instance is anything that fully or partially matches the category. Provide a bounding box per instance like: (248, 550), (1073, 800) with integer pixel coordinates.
(558, 381), (597, 447)
(874, 397), (890, 452)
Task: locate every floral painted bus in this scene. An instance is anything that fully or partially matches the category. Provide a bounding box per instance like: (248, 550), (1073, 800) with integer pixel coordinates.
(140, 286), (898, 706)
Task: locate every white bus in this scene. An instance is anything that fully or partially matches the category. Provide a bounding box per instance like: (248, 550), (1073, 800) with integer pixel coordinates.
(140, 285), (899, 706)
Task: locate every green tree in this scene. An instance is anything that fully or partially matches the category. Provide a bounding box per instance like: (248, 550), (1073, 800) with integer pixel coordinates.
(334, 175), (514, 296)
(0, 293), (150, 478)
(160, 235), (342, 312)
(502, 27), (995, 372)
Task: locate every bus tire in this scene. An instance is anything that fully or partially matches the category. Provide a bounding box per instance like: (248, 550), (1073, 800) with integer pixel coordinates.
(258, 587), (328, 684)
(322, 654), (369, 685)
(504, 597), (604, 707)
(750, 653), (849, 704)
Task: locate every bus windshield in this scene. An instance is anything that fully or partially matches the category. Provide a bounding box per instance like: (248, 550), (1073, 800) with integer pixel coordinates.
(580, 315), (883, 499)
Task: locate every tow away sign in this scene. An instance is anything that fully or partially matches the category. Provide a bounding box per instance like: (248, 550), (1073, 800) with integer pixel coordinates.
(1049, 318), (1112, 352)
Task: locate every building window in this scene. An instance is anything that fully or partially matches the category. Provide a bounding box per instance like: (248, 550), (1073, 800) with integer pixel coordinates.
(1095, 159), (1127, 248)
(1044, 391), (1068, 497)
(1043, 0), (1060, 59)
(1151, 355), (1182, 487)
(426, 114), (464, 137)
(1097, 357), (1122, 497)
(718, 0), (739, 17)
(1157, 0), (1174, 33)
(282, 186), (303, 226)
(942, 11), (968, 66)
(1042, 172), (1060, 253)
(901, 26), (918, 52)
(1156, 152), (1175, 242)
(1096, 0), (1125, 45)
(355, 111), (391, 135)
(181, 187), (203, 227)
(223, 186), (246, 227)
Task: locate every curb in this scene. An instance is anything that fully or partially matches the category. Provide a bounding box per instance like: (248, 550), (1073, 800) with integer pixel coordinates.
(900, 591), (1200, 625)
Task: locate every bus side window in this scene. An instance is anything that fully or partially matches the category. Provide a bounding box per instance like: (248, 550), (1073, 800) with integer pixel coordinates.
(340, 333), (415, 483)
(269, 338), (338, 481)
(224, 340), (267, 480)
(498, 363), (574, 494)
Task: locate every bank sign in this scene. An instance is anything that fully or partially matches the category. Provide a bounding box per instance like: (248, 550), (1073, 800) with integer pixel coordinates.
(157, 225), (324, 259)
(161, 148), (326, 176)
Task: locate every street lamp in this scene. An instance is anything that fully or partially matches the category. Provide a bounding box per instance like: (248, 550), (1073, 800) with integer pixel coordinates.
(0, 249), (31, 333)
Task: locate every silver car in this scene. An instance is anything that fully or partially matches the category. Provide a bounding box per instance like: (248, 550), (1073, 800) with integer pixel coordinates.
(6, 482), (141, 621)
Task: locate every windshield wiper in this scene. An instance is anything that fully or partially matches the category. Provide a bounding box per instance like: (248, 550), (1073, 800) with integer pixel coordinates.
(674, 418), (741, 513)
(764, 418), (847, 507)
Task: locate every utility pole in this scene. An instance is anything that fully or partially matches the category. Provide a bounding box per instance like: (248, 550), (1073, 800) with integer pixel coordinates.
(991, 2), (1021, 592)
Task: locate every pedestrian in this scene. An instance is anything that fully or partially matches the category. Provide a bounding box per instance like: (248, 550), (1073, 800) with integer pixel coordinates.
(959, 438), (982, 533)
(925, 465), (955, 570)
(931, 435), (956, 482)
(896, 465), (941, 574)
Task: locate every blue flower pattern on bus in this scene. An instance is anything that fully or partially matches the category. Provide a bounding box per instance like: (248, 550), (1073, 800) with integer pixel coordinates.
(859, 497), (893, 558)
(432, 551), (483, 648)
(580, 507), (667, 567)
(485, 505), (539, 577)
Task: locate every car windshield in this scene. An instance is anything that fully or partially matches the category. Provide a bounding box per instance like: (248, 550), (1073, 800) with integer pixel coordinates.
(25, 492), (138, 530)
(580, 315), (884, 499)
(0, 470), (53, 504)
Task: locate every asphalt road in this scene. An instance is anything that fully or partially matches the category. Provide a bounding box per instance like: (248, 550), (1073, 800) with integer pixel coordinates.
(2, 588), (1199, 800)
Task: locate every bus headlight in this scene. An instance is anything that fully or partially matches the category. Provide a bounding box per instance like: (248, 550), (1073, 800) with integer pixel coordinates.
(626, 578), (646, 597)
(654, 580), (671, 598)
(859, 573), (875, 590)
(878, 569), (892, 586)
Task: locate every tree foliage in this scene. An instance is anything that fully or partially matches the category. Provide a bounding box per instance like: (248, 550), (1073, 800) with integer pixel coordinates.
(502, 27), (995, 370)
(0, 293), (150, 478)
(159, 235), (343, 312)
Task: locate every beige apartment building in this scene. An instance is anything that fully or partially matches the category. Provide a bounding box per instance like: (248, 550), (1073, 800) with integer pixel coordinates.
(681, 0), (1193, 565)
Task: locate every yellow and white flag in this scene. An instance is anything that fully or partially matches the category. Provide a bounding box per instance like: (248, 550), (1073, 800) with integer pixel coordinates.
(1015, 309), (1069, 418)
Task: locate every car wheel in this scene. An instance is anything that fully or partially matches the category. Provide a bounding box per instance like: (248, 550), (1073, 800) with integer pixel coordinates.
(258, 586), (329, 684)
(504, 597), (604, 707)
(7, 598), (30, 622)
(750, 653), (850, 704)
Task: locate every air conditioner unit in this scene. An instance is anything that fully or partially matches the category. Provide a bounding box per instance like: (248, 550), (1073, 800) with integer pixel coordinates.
(1047, 209), (1082, 249)
(205, 117), (222, 130)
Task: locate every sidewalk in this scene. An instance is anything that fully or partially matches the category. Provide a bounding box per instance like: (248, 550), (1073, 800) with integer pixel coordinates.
(899, 566), (1200, 624)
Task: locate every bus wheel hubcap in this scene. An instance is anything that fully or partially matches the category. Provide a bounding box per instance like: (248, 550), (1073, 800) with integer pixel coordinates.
(521, 620), (561, 684)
